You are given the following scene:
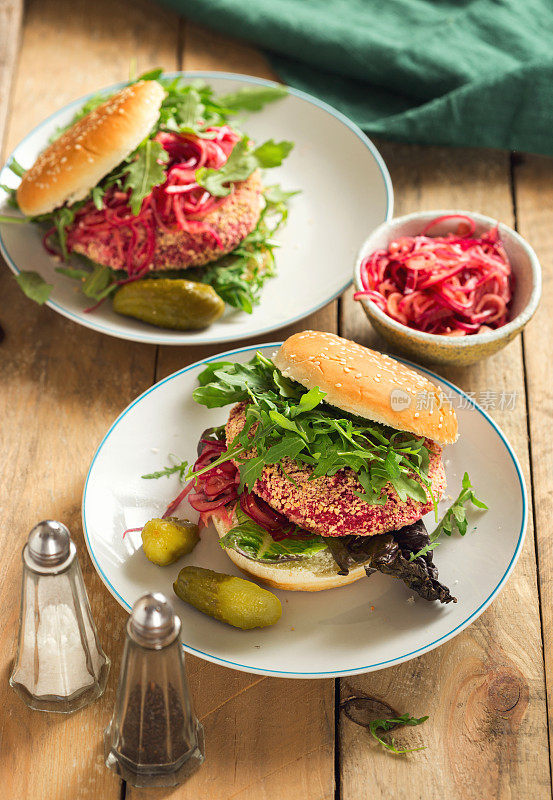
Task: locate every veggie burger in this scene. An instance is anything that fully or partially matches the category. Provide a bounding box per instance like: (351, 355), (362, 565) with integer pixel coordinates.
(9, 75), (293, 321)
(187, 331), (459, 603)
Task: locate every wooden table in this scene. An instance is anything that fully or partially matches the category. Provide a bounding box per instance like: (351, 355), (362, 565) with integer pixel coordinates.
(1, 1), (552, 797)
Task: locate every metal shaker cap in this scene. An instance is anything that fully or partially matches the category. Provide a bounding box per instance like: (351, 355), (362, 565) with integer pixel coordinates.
(128, 592), (181, 649)
(24, 520), (75, 573)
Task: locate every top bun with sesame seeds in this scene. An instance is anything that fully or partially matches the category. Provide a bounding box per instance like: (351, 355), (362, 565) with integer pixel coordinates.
(274, 331), (458, 445)
(16, 81), (165, 217)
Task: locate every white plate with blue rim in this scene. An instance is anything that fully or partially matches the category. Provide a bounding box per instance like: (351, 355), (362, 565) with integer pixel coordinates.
(0, 72), (392, 346)
(82, 342), (527, 678)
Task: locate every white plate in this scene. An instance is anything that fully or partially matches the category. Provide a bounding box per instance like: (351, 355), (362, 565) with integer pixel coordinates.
(83, 343), (527, 678)
(0, 72), (392, 345)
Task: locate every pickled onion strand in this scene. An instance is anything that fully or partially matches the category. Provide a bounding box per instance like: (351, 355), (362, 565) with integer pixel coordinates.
(355, 215), (512, 335)
(59, 126), (242, 294)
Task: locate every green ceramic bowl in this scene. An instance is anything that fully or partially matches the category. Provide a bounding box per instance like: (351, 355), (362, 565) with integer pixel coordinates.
(353, 210), (542, 366)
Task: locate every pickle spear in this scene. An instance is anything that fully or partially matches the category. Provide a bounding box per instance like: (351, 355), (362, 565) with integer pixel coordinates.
(173, 566), (282, 629)
(113, 278), (225, 330)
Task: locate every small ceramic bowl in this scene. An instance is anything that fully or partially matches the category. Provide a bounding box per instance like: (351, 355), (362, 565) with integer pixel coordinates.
(353, 210), (542, 366)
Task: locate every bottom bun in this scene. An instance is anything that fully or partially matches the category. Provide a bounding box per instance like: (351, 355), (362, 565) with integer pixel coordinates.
(211, 509), (368, 592)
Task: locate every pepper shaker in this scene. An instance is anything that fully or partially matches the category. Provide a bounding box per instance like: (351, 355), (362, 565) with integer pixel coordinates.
(9, 520), (110, 712)
(104, 592), (204, 787)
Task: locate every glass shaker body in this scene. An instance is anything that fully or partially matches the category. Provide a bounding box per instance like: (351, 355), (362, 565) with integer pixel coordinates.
(9, 521), (110, 713)
(105, 594), (204, 787)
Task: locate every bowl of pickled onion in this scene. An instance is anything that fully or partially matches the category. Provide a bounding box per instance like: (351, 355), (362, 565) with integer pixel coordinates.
(353, 210), (541, 366)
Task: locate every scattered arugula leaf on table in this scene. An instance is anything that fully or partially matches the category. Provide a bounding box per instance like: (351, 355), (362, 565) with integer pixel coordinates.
(367, 714), (429, 755)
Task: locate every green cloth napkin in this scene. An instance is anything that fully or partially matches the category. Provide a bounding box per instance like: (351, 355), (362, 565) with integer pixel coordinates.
(159, 0), (553, 156)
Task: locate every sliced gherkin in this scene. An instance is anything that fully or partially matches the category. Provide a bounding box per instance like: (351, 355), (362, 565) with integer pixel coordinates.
(173, 566), (282, 629)
(113, 278), (225, 330)
(141, 517), (200, 566)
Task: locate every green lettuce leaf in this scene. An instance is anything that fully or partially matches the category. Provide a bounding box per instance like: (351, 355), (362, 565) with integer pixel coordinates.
(220, 508), (327, 563)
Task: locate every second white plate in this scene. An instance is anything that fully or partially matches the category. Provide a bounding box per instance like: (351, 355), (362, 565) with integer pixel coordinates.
(0, 72), (392, 345)
(83, 343), (526, 678)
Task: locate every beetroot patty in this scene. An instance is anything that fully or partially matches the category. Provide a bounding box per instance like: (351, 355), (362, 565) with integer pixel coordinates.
(71, 170), (263, 272)
(225, 402), (446, 538)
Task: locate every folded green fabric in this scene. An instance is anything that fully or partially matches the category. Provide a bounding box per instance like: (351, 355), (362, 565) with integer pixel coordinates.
(158, 0), (553, 156)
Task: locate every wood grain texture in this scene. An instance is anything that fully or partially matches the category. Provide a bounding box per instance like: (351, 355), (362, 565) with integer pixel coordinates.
(0, 0), (179, 798)
(127, 26), (336, 800)
(338, 142), (551, 799)
(0, 0), (22, 152)
(1, 5), (551, 799)
(513, 152), (553, 775)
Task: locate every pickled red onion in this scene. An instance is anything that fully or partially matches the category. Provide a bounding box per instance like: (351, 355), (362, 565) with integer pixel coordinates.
(185, 439), (312, 540)
(354, 215), (513, 336)
(56, 126), (241, 297)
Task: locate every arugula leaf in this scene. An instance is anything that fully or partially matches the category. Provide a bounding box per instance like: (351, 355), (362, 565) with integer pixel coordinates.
(185, 186), (290, 312)
(409, 472), (487, 561)
(263, 436), (305, 464)
(135, 68), (163, 82)
(81, 264), (117, 301)
(142, 457), (188, 481)
(55, 266), (89, 280)
(341, 695), (428, 754)
(53, 206), (77, 260)
(220, 508), (327, 563)
(173, 87), (203, 129)
(218, 85), (288, 112)
(123, 139), (169, 215)
(196, 137), (294, 197)
(238, 457), (266, 493)
(0, 214), (27, 224)
(252, 139), (293, 168)
(297, 386), (326, 414)
(195, 137), (254, 197)
(91, 185), (105, 210)
(367, 714), (429, 755)
(262, 185), (300, 204)
(7, 157), (26, 178)
(14, 271), (53, 304)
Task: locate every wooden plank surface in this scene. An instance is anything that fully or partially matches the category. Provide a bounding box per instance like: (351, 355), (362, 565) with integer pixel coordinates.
(338, 143), (551, 799)
(1, 4), (552, 800)
(0, 0), (179, 798)
(513, 152), (553, 778)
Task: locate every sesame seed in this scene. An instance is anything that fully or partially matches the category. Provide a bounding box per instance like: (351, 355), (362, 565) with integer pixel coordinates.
(335, 383), (342, 388)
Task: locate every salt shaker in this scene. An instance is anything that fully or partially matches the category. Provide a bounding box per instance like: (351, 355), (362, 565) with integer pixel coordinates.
(104, 592), (204, 787)
(9, 520), (110, 712)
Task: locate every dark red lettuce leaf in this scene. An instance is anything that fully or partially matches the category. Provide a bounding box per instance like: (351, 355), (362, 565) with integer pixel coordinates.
(325, 519), (456, 604)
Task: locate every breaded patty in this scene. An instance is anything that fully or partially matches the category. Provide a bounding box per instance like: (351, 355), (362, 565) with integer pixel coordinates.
(226, 402), (446, 538)
(71, 170), (263, 272)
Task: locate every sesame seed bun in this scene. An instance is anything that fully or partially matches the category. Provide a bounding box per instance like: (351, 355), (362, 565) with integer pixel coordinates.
(17, 81), (165, 216)
(274, 331), (458, 445)
(211, 509), (368, 592)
